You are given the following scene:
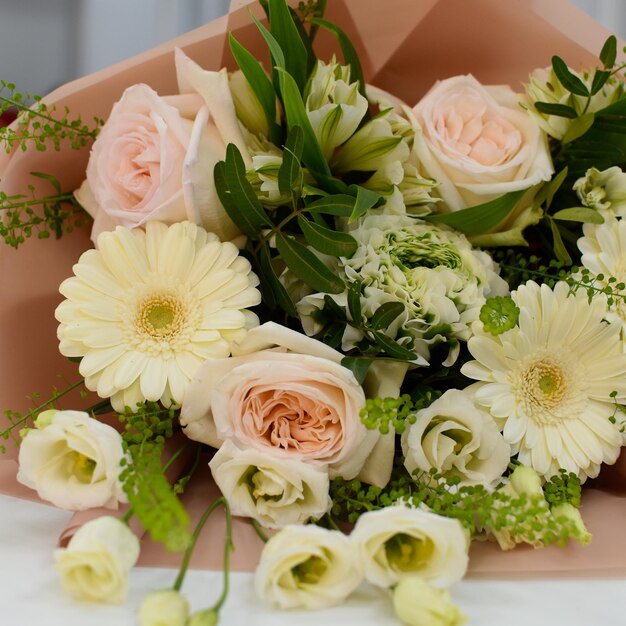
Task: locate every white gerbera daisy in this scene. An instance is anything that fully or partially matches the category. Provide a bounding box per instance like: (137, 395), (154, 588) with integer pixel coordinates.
(577, 215), (626, 341)
(461, 280), (626, 480)
(56, 221), (261, 411)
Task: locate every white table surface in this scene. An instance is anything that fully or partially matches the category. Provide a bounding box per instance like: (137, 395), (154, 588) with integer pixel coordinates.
(1, 493), (624, 626)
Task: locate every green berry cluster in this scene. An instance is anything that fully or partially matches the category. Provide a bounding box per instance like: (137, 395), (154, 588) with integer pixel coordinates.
(479, 296), (520, 335)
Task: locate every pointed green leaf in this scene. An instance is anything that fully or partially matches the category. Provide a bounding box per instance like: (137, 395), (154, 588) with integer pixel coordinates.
(548, 218), (572, 265)
(323, 294), (347, 320)
(372, 331), (416, 360)
(278, 125), (304, 196)
(307, 194), (355, 217)
(30, 171), (62, 194)
(561, 113), (594, 144)
(600, 35), (617, 69)
(322, 322), (345, 349)
(276, 232), (344, 293)
(349, 185), (381, 222)
(534, 101), (578, 119)
(250, 13), (285, 69)
(425, 189), (527, 235)
(298, 214), (358, 257)
(341, 356), (373, 384)
(258, 243), (297, 316)
(552, 56), (589, 96)
(534, 167), (568, 210)
(590, 69), (612, 95)
(370, 302), (406, 330)
(552, 207), (604, 224)
(347, 281), (362, 323)
(214, 162), (259, 238)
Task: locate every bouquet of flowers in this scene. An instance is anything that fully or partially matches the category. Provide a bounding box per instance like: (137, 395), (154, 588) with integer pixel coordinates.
(1, 1), (625, 624)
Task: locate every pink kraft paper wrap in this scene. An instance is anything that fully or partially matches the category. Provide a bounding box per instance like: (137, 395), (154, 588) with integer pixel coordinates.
(0, 0), (625, 578)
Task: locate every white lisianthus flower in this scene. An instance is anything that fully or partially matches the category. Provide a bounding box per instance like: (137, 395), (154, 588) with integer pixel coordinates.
(56, 221), (261, 412)
(255, 524), (362, 609)
(393, 577), (467, 626)
(298, 214), (507, 365)
(574, 166), (626, 217)
(17, 409), (126, 510)
(462, 281), (626, 480)
(351, 505), (469, 588)
(139, 589), (190, 626)
(209, 439), (330, 528)
(402, 389), (510, 488)
(54, 516), (140, 603)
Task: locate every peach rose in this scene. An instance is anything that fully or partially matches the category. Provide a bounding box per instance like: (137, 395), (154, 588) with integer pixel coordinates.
(76, 49), (250, 242)
(180, 322), (376, 479)
(409, 75), (553, 241)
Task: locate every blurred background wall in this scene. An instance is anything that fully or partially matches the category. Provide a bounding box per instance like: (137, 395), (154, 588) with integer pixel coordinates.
(0, 0), (624, 97)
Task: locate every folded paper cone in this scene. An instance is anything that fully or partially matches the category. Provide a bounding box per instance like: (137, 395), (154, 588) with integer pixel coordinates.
(0, 0), (624, 577)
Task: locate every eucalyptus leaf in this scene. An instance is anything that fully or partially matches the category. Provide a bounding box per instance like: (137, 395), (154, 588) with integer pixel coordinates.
(298, 215), (358, 257)
(347, 281), (362, 323)
(425, 189), (526, 235)
(590, 69), (612, 96)
(370, 301), (406, 330)
(278, 125), (304, 197)
(258, 244), (297, 316)
(372, 331), (416, 360)
(349, 185), (381, 222)
(548, 218), (572, 265)
(534, 101), (578, 119)
(276, 232), (344, 293)
(323, 323), (345, 349)
(534, 167), (568, 210)
(307, 194), (355, 217)
(552, 55), (589, 97)
(341, 356), (373, 384)
(323, 294), (347, 320)
(552, 207), (604, 224)
(600, 35), (617, 69)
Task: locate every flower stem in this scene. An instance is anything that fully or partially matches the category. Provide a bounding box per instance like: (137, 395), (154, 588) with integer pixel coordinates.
(251, 518), (269, 543)
(210, 497), (233, 613)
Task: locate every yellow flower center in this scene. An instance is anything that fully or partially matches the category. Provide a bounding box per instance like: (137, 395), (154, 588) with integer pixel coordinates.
(292, 555), (328, 585)
(385, 532), (433, 572)
(136, 293), (183, 339)
(66, 451), (96, 483)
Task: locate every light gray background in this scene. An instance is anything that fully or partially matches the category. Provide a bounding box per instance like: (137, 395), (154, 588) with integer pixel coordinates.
(0, 0), (624, 97)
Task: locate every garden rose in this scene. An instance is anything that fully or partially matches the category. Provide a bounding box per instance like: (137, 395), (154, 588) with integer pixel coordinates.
(181, 322), (376, 479)
(209, 439), (330, 528)
(76, 48), (249, 242)
(401, 389), (510, 488)
(255, 524), (362, 609)
(351, 505), (469, 588)
(17, 409), (126, 510)
(410, 75), (553, 241)
(54, 516), (139, 603)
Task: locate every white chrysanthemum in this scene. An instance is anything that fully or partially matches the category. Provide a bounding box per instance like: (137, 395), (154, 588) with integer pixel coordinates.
(298, 214), (507, 365)
(56, 221), (261, 411)
(577, 215), (626, 341)
(462, 280), (626, 480)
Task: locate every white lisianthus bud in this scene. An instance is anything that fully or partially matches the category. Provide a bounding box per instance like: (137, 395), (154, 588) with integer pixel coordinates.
(508, 464), (544, 498)
(17, 409), (126, 510)
(551, 503), (592, 545)
(187, 609), (219, 626)
(306, 57), (368, 160)
(393, 578), (467, 626)
(54, 516), (139, 603)
(255, 524), (363, 609)
(139, 589), (190, 626)
(230, 69), (270, 137)
(351, 505), (469, 588)
(209, 440), (331, 528)
(573, 166), (626, 217)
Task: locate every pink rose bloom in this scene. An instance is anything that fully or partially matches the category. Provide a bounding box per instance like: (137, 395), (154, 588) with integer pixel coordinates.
(180, 322), (377, 479)
(76, 49), (250, 242)
(409, 75), (553, 242)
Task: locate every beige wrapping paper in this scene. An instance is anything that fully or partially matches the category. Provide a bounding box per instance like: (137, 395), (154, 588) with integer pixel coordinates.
(1, 0), (625, 579)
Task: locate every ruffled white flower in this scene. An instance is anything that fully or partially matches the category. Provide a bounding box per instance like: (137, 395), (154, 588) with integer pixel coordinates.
(56, 221), (261, 411)
(574, 166), (626, 218)
(17, 409), (126, 510)
(462, 281), (626, 480)
(351, 505), (469, 588)
(209, 439), (331, 528)
(401, 389), (510, 488)
(298, 214), (507, 365)
(255, 524), (363, 609)
(577, 215), (626, 343)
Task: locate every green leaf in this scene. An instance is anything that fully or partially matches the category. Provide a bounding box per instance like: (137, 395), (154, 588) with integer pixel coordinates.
(600, 35), (617, 69)
(349, 185), (381, 222)
(277, 68), (331, 177)
(309, 17), (366, 98)
(268, 0), (309, 92)
(561, 113), (594, 144)
(323, 294), (347, 320)
(298, 215), (358, 257)
(288, 6), (317, 75)
(551, 56), (589, 97)
(347, 281), (362, 323)
(425, 189), (526, 235)
(276, 232), (344, 293)
(30, 171), (62, 194)
(250, 12), (286, 69)
(552, 207), (604, 224)
(258, 244), (297, 316)
(534, 101), (578, 119)
(595, 97), (626, 117)
(341, 356), (373, 384)
(372, 331), (416, 360)
(548, 218), (572, 265)
(534, 167), (568, 210)
(228, 34), (280, 144)
(278, 125), (304, 197)
(307, 194), (355, 217)
(370, 301), (406, 330)
(590, 69), (612, 96)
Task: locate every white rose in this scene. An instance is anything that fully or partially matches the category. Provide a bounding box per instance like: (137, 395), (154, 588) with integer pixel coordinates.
(409, 74), (553, 238)
(402, 389), (510, 488)
(351, 505), (469, 587)
(54, 516), (139, 603)
(139, 589), (189, 626)
(209, 439), (330, 528)
(17, 409), (126, 510)
(255, 525), (363, 609)
(181, 322), (376, 480)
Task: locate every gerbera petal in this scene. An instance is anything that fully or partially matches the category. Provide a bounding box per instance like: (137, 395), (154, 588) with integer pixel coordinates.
(140, 358), (168, 401)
